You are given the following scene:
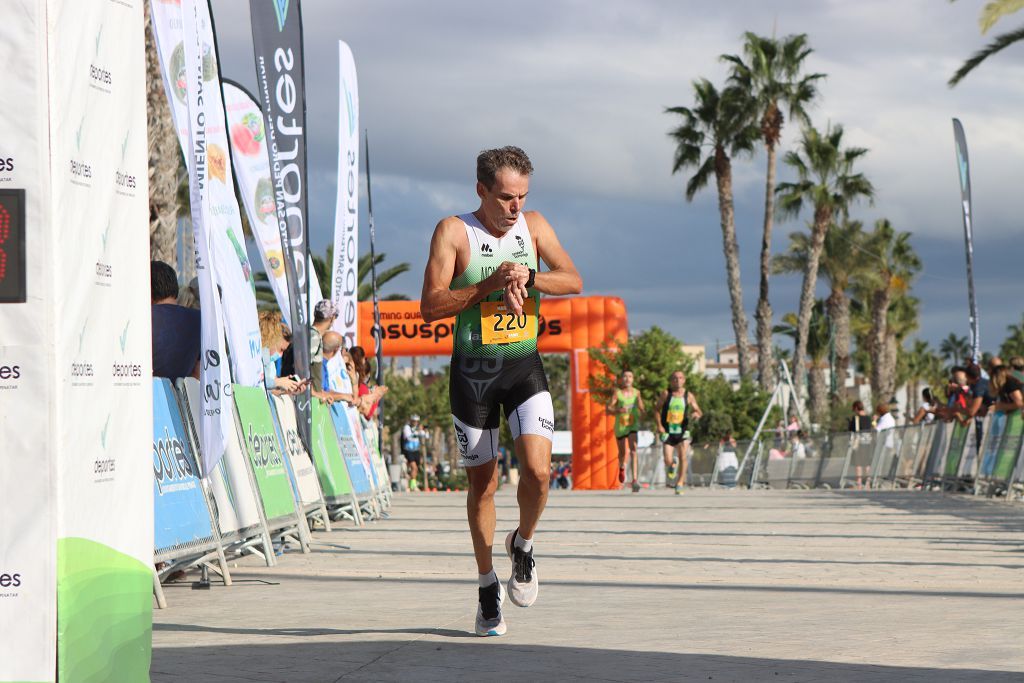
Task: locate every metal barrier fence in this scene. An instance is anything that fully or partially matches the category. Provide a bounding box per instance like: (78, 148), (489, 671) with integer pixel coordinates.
(632, 413), (1024, 500)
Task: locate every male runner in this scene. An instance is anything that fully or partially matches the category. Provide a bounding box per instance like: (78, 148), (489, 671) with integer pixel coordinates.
(610, 370), (644, 492)
(420, 146), (582, 637)
(655, 371), (702, 494)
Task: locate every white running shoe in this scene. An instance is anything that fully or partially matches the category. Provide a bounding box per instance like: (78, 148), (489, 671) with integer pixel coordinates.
(505, 529), (539, 607)
(475, 580), (506, 636)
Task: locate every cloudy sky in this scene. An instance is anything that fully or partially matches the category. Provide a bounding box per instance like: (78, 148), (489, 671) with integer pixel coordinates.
(210, 0), (1024, 359)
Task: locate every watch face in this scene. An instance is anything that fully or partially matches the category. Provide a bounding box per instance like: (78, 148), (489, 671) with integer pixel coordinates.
(0, 189), (26, 303)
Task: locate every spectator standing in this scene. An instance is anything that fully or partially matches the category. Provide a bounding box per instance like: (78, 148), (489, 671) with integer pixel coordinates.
(848, 401), (872, 489)
(848, 401), (870, 433)
(258, 310), (304, 395)
(991, 366), (1024, 415)
(911, 388), (938, 425)
(401, 414), (426, 486)
(150, 261), (201, 380)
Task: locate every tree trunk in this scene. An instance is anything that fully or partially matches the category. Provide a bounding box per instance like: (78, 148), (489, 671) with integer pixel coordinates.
(755, 143), (778, 391)
(808, 362), (829, 429)
(145, 3), (179, 269)
(868, 287), (891, 404)
(880, 333), (899, 405)
(826, 287), (851, 402)
(714, 148), (751, 379)
(411, 357), (421, 385)
(792, 206), (830, 401)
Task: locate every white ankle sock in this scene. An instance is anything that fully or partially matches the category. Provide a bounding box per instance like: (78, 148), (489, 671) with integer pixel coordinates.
(478, 569), (498, 588)
(514, 531), (533, 553)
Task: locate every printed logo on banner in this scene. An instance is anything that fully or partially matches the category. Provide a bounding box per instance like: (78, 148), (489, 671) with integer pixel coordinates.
(247, 423), (285, 476)
(71, 316), (95, 387)
(88, 24), (113, 94)
(112, 320), (144, 387)
(94, 219), (114, 287)
(170, 41), (216, 104)
(153, 427), (198, 495)
(273, 0), (290, 30)
(114, 128), (138, 198)
(70, 114), (93, 188)
(0, 155), (13, 182)
(0, 570), (22, 598)
(230, 113), (265, 157)
(94, 413), (116, 483)
(0, 362), (21, 391)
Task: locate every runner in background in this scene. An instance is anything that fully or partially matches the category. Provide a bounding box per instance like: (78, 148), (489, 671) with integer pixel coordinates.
(655, 371), (702, 495)
(610, 370), (644, 493)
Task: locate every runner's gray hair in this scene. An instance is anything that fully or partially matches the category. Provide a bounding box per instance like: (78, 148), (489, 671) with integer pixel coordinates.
(477, 146), (533, 189)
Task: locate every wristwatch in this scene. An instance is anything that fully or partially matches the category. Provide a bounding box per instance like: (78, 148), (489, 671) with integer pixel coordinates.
(525, 268), (536, 289)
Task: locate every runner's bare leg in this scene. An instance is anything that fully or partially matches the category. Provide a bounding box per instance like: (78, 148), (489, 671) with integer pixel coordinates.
(467, 459), (500, 574)
(516, 434), (551, 539)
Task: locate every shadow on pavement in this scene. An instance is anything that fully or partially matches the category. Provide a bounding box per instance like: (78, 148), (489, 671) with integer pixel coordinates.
(151, 640), (1022, 683)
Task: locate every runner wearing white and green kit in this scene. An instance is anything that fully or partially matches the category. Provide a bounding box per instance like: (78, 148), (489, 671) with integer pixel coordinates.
(420, 146), (582, 637)
(611, 370), (644, 493)
(655, 371), (702, 494)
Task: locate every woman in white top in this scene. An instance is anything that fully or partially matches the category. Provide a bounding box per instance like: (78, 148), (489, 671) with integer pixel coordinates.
(912, 388), (937, 425)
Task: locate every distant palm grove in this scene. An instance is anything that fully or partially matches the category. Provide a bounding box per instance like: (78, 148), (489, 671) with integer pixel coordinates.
(666, 21), (1024, 429)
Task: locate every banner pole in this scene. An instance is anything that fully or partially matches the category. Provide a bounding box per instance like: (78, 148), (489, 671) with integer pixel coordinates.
(952, 118), (980, 362)
(365, 131), (385, 415)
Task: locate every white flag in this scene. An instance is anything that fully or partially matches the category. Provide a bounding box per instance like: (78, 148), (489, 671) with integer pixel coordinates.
(331, 41), (359, 348)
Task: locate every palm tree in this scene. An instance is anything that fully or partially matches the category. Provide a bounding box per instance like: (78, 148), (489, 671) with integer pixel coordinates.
(723, 32), (824, 390)
(950, 0), (1024, 86)
(903, 339), (942, 413)
(773, 219), (870, 401)
(939, 333), (971, 366)
(254, 245), (411, 312)
(852, 219), (921, 403)
(774, 301), (830, 426)
(146, 3), (179, 267)
(776, 123), (874, 400)
(1000, 314), (1024, 358)
(667, 80), (759, 378)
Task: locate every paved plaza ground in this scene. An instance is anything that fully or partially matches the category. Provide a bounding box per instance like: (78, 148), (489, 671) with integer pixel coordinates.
(151, 488), (1024, 682)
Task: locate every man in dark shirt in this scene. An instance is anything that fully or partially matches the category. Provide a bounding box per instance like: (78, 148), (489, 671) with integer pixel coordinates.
(151, 261), (201, 380)
(962, 363), (994, 450)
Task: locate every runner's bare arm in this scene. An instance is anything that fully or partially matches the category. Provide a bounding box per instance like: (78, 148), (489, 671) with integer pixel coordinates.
(420, 218), (521, 323)
(688, 393), (703, 420)
(654, 391), (668, 432)
(526, 211), (582, 296)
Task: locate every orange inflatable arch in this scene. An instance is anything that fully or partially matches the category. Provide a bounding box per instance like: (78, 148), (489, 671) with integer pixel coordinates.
(357, 296), (628, 490)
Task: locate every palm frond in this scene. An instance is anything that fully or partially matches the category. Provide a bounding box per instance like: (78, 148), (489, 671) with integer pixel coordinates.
(949, 24), (1024, 85)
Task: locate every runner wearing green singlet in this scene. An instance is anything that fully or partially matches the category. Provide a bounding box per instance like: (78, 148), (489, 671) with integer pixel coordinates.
(420, 146), (582, 637)
(655, 371), (702, 495)
(610, 370), (644, 493)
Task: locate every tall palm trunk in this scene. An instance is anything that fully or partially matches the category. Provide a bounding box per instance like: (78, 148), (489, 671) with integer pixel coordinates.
(880, 333), (899, 405)
(145, 3), (179, 268)
(808, 362), (828, 426)
(792, 206), (830, 401)
(714, 147), (751, 379)
(826, 287), (851, 400)
(755, 141), (778, 390)
(868, 287), (891, 403)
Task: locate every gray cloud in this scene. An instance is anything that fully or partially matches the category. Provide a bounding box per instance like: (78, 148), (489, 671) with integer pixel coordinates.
(213, 0), (1024, 357)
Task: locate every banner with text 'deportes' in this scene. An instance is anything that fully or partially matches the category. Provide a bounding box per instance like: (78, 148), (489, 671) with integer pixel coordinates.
(222, 79), (323, 329)
(249, 0), (313, 451)
(50, 0), (154, 680)
(331, 41), (359, 349)
(0, 1), (55, 680)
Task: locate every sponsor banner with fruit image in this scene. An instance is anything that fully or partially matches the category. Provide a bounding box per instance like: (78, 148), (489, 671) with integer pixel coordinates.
(223, 80), (323, 329)
(150, 0), (265, 390)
